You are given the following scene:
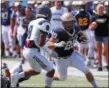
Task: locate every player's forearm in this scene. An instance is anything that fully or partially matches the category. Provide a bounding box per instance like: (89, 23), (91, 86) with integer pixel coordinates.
(47, 41), (56, 49)
(47, 40), (66, 49)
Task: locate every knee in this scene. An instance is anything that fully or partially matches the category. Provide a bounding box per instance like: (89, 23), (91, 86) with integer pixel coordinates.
(82, 67), (90, 75)
(59, 75), (67, 81)
(46, 69), (55, 77)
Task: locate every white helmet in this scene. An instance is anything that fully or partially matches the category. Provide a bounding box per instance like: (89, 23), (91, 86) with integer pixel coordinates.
(38, 21), (50, 34)
(60, 12), (74, 22)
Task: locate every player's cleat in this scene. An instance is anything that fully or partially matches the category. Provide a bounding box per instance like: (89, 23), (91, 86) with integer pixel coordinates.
(106, 66), (109, 71)
(97, 67), (103, 71)
(19, 76), (30, 82)
(11, 73), (19, 87)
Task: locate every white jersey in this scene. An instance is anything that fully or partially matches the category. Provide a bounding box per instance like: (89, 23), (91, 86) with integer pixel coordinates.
(50, 6), (68, 30)
(27, 18), (50, 48)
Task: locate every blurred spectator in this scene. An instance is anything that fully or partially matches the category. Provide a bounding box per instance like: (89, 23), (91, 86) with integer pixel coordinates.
(18, 7), (36, 59)
(90, 4), (109, 71)
(75, 2), (91, 61)
(50, 0), (68, 30)
(64, 1), (78, 17)
(50, 1), (55, 7)
(27, 1), (36, 16)
(1, 1), (12, 57)
(85, 1), (95, 16)
(10, 1), (25, 58)
(37, 1), (42, 6)
(104, 1), (109, 16)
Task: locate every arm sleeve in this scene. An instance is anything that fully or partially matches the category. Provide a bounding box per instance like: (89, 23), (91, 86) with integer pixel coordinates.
(50, 28), (61, 40)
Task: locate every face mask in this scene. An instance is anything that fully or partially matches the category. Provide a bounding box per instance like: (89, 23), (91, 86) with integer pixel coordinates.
(66, 26), (74, 34)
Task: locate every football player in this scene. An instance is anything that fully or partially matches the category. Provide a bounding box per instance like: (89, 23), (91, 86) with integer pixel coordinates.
(11, 4), (55, 88)
(47, 12), (98, 87)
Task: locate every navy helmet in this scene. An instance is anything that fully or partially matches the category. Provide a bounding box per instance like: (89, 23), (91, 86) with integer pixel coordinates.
(36, 4), (51, 21)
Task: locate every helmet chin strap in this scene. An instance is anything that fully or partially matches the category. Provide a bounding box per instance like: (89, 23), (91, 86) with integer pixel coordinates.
(63, 26), (75, 38)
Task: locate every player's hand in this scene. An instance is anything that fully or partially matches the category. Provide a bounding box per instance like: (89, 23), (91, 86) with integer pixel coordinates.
(55, 41), (66, 48)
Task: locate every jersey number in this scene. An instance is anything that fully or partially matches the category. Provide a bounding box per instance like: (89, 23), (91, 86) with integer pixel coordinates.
(64, 41), (73, 50)
(78, 18), (88, 26)
(2, 12), (8, 19)
(51, 31), (57, 39)
(27, 25), (33, 39)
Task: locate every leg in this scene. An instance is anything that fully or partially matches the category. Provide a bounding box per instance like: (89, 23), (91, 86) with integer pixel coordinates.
(11, 49), (42, 87)
(71, 51), (98, 87)
(17, 33), (23, 57)
(53, 58), (69, 81)
(2, 26), (10, 57)
(24, 49), (55, 87)
(103, 41), (109, 69)
(96, 42), (102, 69)
(32, 52), (55, 87)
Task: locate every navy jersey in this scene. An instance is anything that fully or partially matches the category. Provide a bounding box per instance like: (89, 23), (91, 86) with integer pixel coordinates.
(51, 24), (80, 57)
(76, 10), (91, 31)
(1, 7), (11, 26)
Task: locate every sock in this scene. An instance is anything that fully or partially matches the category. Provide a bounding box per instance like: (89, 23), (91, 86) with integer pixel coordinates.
(9, 47), (13, 53)
(102, 56), (107, 66)
(13, 50), (19, 57)
(45, 76), (53, 87)
(5, 50), (9, 57)
(20, 58), (25, 64)
(17, 72), (25, 79)
(91, 80), (98, 88)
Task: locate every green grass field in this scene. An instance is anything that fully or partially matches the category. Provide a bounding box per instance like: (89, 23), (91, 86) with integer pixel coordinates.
(20, 73), (108, 87)
(1, 58), (108, 87)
